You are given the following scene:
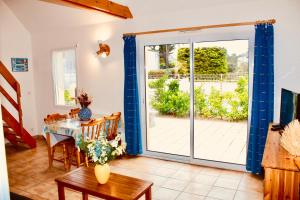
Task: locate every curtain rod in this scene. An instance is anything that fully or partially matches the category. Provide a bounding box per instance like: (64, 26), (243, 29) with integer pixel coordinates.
(123, 19), (276, 36)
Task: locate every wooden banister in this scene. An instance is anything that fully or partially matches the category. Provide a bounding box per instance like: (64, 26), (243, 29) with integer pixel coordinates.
(0, 61), (18, 91)
(0, 61), (35, 147)
(0, 85), (18, 110)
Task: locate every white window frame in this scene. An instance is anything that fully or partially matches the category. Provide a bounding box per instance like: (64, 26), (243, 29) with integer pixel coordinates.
(137, 26), (255, 171)
(51, 47), (78, 108)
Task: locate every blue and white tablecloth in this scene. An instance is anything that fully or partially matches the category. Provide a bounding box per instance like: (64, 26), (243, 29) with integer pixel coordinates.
(42, 119), (83, 147)
(42, 116), (124, 148)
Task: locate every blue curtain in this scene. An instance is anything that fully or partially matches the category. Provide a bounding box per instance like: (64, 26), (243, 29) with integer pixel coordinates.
(123, 35), (142, 155)
(246, 24), (274, 175)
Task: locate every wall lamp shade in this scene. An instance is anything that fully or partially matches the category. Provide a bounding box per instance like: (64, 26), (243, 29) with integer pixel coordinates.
(96, 43), (110, 58)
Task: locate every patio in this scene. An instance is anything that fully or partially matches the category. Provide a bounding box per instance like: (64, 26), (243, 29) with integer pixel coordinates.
(147, 116), (248, 165)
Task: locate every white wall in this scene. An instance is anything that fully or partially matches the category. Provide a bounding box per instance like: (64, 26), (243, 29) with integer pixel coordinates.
(0, 99), (10, 200)
(32, 0), (300, 132)
(0, 0), (38, 135)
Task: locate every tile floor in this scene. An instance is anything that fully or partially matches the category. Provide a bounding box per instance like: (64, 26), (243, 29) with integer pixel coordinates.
(6, 137), (263, 200)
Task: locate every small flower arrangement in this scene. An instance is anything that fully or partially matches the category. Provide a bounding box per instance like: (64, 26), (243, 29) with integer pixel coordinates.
(80, 134), (126, 165)
(76, 90), (92, 108)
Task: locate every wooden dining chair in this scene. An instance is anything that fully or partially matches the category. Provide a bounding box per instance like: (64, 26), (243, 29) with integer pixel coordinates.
(104, 114), (121, 141)
(44, 113), (74, 171)
(69, 108), (80, 119)
(73, 118), (106, 167)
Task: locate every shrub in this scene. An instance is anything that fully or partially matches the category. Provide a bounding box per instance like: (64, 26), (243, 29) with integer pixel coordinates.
(148, 70), (166, 78)
(149, 76), (248, 121)
(149, 77), (190, 117)
(202, 87), (227, 119)
(194, 86), (206, 115)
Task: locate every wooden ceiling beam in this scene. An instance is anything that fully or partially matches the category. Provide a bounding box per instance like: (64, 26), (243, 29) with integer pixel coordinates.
(40, 0), (133, 19)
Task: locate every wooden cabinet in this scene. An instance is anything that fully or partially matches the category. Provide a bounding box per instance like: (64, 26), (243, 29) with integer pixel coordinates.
(262, 126), (300, 200)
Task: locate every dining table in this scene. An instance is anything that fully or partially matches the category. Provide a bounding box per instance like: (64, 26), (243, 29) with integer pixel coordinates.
(42, 114), (123, 168)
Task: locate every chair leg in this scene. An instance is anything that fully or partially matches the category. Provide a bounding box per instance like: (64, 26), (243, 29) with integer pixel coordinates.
(76, 149), (81, 168)
(62, 144), (68, 171)
(46, 133), (53, 169)
(67, 145), (74, 171)
(84, 153), (89, 167)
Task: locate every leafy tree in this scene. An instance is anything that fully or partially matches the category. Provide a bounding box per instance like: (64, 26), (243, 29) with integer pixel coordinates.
(177, 47), (228, 75)
(227, 53), (238, 73)
(149, 44), (175, 69)
(177, 48), (190, 74)
(64, 90), (73, 104)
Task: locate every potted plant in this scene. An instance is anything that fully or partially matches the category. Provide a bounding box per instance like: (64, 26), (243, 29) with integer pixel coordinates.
(80, 134), (126, 184)
(76, 90), (92, 121)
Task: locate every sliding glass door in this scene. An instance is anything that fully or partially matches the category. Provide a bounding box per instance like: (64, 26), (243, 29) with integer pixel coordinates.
(140, 31), (252, 169)
(144, 43), (191, 156)
(193, 40), (249, 165)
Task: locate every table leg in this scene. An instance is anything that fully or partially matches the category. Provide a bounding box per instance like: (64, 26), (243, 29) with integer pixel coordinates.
(82, 192), (88, 200)
(57, 184), (65, 200)
(46, 133), (53, 168)
(145, 187), (152, 200)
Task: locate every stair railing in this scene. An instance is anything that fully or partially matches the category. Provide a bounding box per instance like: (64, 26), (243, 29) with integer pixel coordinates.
(0, 61), (23, 137)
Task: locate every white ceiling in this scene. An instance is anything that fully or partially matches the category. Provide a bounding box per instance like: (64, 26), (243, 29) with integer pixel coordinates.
(3, 0), (246, 33)
(3, 0), (124, 31)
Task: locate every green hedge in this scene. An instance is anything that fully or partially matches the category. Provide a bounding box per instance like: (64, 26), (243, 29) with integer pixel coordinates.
(149, 76), (248, 121)
(177, 47), (228, 75)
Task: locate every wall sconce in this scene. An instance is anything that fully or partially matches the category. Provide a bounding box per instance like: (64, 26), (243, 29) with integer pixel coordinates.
(96, 42), (110, 58)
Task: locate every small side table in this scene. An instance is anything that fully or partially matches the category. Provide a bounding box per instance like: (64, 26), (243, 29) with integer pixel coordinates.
(55, 167), (153, 200)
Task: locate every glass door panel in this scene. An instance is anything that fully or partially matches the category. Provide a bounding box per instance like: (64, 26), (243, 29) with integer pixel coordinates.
(144, 43), (191, 156)
(193, 40), (249, 164)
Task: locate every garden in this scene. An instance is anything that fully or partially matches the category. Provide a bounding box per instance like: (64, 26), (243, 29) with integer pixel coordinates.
(147, 45), (248, 121)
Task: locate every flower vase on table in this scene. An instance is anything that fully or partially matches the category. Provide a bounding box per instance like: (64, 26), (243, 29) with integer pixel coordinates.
(78, 106), (92, 121)
(80, 134), (126, 184)
(76, 90), (92, 121)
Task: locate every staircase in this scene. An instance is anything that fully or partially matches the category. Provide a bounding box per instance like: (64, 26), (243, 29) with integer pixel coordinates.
(0, 61), (36, 148)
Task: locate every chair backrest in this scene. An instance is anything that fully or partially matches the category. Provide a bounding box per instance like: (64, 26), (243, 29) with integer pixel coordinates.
(44, 113), (67, 124)
(69, 108), (80, 119)
(111, 112), (121, 118)
(104, 114), (121, 140)
(81, 118), (106, 141)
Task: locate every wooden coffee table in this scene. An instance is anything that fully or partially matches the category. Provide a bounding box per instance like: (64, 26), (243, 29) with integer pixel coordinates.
(55, 167), (153, 200)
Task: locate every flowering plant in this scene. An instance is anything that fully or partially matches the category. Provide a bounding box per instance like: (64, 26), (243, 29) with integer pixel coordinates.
(80, 134), (126, 165)
(76, 90), (92, 108)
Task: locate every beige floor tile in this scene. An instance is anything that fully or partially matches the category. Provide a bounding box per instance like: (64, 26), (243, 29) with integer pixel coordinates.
(5, 137), (264, 200)
(179, 164), (204, 173)
(234, 190), (263, 200)
(142, 174), (168, 186)
(161, 161), (186, 170)
(204, 197), (220, 200)
(219, 170), (244, 181)
(176, 192), (205, 200)
(207, 186), (236, 200)
(200, 167), (223, 177)
(161, 178), (189, 191)
(238, 174), (263, 193)
(214, 177), (240, 190)
(153, 188), (180, 200)
(154, 167), (178, 177)
(172, 170), (196, 181)
(184, 182), (212, 196)
(192, 174), (218, 185)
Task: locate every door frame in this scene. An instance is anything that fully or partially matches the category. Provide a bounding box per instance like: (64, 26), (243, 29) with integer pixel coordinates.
(137, 26), (254, 171)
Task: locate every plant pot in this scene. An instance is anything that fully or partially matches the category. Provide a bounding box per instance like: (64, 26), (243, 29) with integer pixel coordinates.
(94, 163), (110, 184)
(78, 107), (92, 121)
